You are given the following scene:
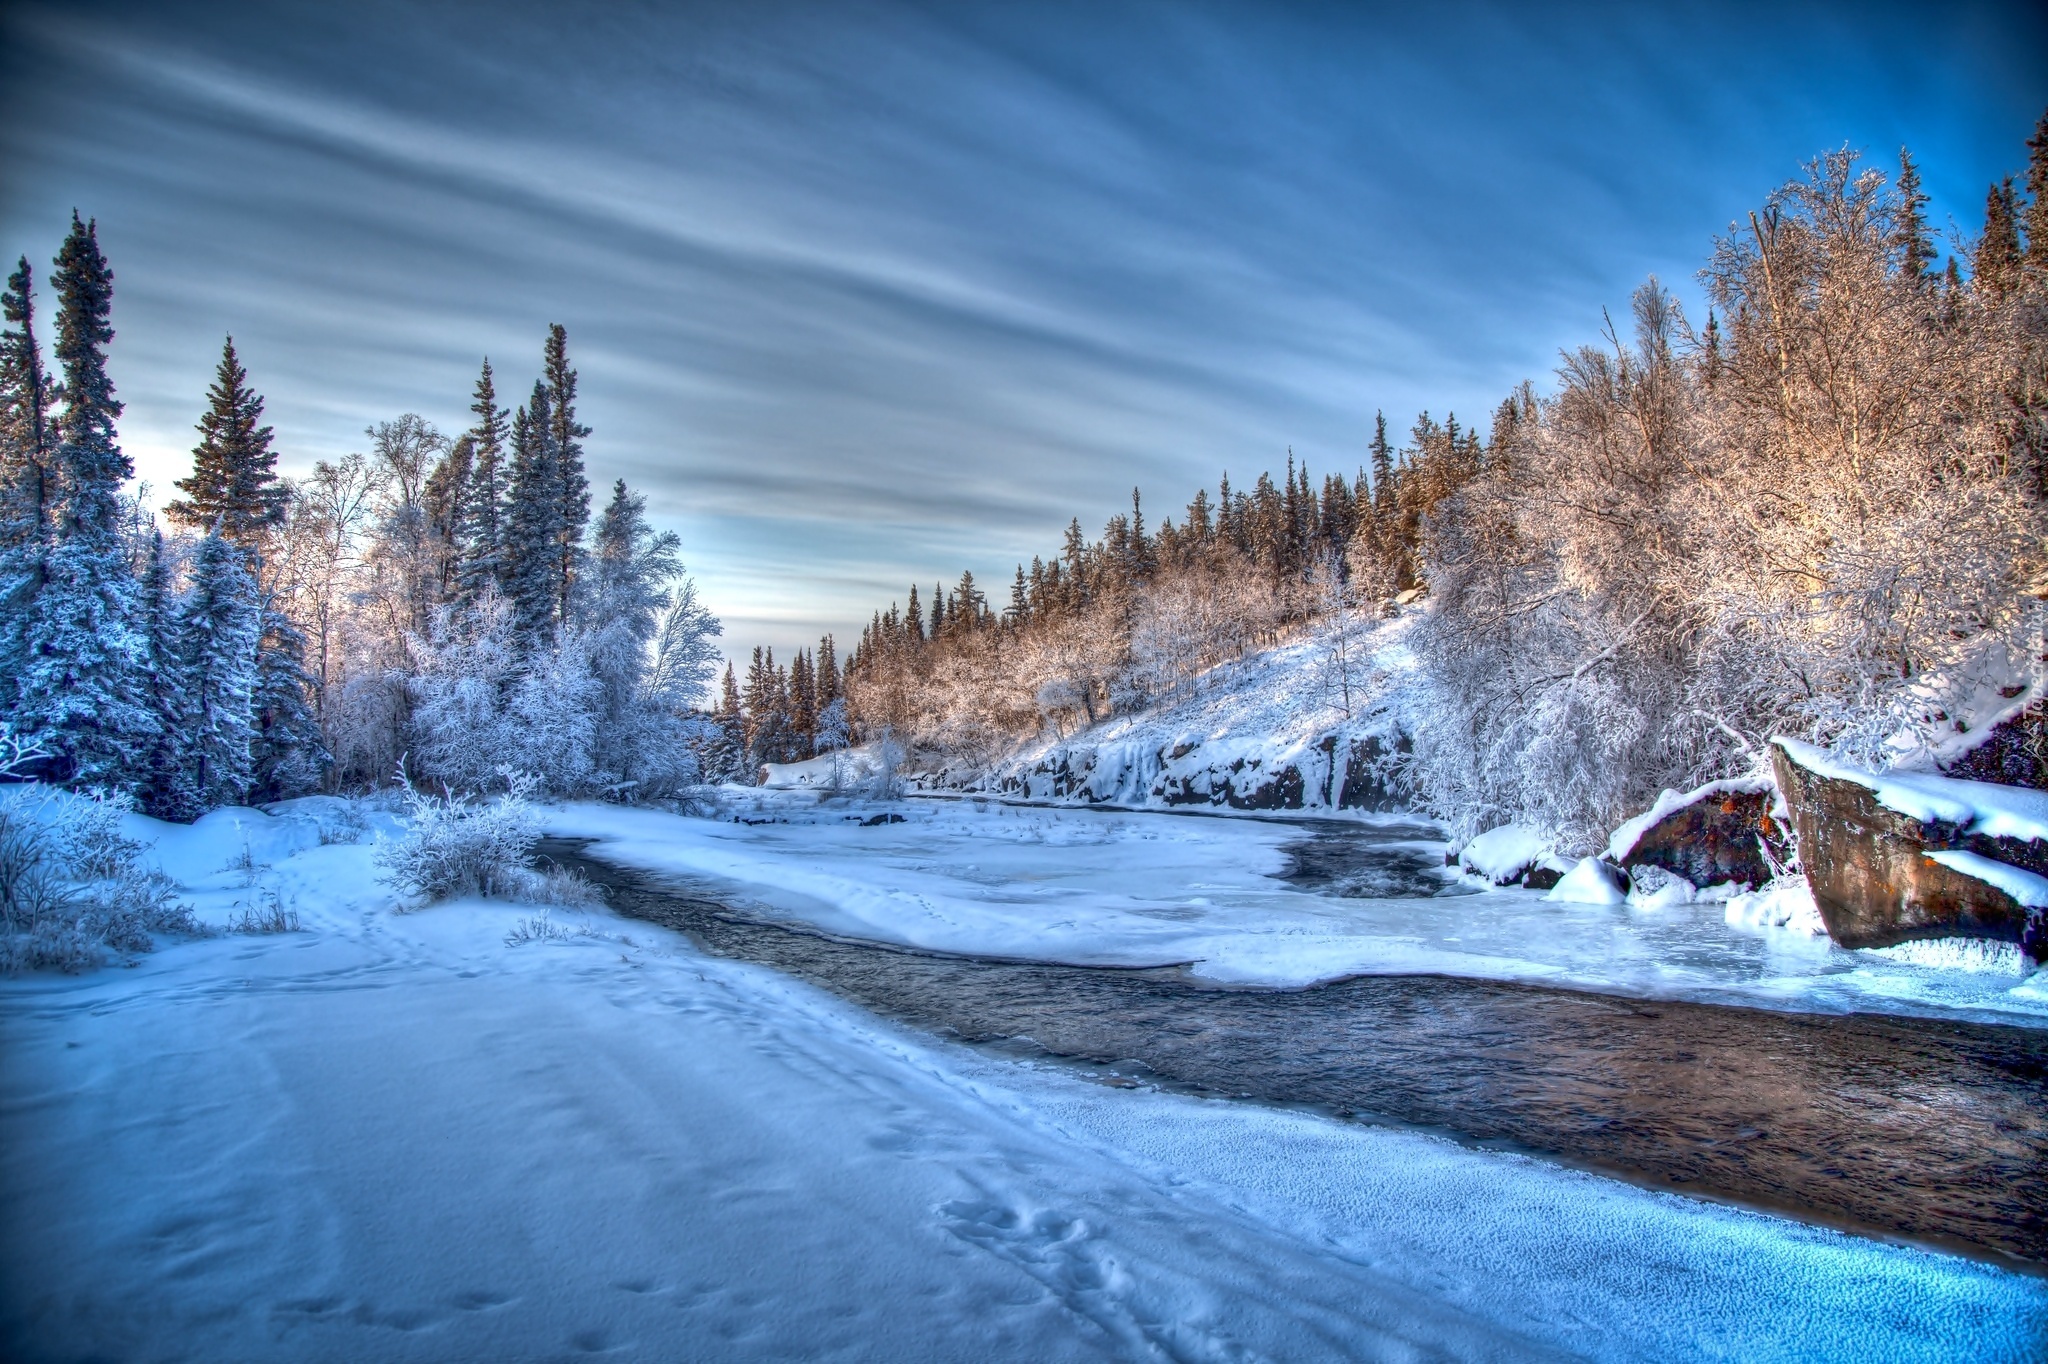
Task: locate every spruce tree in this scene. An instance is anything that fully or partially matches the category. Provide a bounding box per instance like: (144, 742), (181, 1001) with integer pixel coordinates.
(1976, 178), (2023, 297)
(2026, 111), (2048, 279)
(164, 334), (323, 802)
(503, 382), (560, 640)
(1894, 149), (1936, 285)
(249, 602), (327, 802)
(180, 529), (261, 807)
(136, 529), (197, 820)
(0, 257), (55, 552)
(458, 359), (508, 600)
(1369, 411), (1395, 519)
(542, 324), (591, 626)
(13, 214), (155, 787)
(166, 336), (285, 545)
(816, 634), (839, 707)
(0, 257), (56, 701)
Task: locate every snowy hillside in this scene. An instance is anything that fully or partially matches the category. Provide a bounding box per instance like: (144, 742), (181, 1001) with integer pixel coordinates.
(941, 612), (1420, 815)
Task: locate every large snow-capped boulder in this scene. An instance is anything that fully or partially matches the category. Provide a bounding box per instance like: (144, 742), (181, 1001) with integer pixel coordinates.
(1771, 739), (2048, 960)
(1606, 779), (1786, 891)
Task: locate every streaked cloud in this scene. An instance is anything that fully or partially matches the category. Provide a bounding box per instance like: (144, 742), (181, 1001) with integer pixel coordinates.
(2, 0), (2041, 657)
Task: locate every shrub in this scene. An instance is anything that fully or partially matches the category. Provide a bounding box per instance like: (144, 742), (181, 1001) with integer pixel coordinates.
(0, 789), (202, 974)
(377, 768), (601, 909)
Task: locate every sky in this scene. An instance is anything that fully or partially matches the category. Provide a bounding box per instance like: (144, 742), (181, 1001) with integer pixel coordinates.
(2, 0), (2044, 660)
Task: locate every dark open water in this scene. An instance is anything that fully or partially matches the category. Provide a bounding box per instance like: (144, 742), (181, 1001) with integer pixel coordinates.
(538, 834), (2048, 1268)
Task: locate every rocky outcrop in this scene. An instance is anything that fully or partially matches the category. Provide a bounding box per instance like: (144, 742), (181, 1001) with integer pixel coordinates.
(1611, 783), (1788, 891)
(1771, 740), (2047, 960)
(995, 731), (1407, 813)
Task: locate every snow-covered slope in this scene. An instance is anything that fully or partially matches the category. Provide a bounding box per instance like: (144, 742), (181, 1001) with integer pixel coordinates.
(947, 613), (1419, 815)
(5, 799), (2043, 1362)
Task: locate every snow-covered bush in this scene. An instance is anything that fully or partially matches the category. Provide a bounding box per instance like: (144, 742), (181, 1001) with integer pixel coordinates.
(377, 770), (600, 908)
(1407, 148), (2048, 850)
(0, 789), (200, 973)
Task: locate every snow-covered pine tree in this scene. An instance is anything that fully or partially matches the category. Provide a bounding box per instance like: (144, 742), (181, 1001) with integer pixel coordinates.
(166, 335), (325, 803)
(503, 382), (559, 642)
(0, 257), (55, 554)
(12, 214), (155, 788)
(180, 528), (261, 807)
(165, 337), (286, 543)
(585, 478), (686, 790)
(0, 257), (57, 702)
(136, 529), (197, 819)
(816, 634), (839, 708)
(458, 359), (508, 602)
(249, 600), (327, 803)
(422, 432), (472, 600)
(542, 324), (591, 628)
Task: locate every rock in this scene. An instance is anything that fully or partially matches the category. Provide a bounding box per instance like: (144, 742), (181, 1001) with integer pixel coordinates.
(1771, 740), (2047, 960)
(1521, 862), (1566, 891)
(1609, 780), (1786, 891)
(1335, 735), (1408, 811)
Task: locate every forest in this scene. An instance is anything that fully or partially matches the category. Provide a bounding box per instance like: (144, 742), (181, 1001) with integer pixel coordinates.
(3, 118), (2046, 861)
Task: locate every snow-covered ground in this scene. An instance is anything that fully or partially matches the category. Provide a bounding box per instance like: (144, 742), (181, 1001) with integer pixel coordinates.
(2, 800), (2043, 1362)
(547, 791), (2048, 1025)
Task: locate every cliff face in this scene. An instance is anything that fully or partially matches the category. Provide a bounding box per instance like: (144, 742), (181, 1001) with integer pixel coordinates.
(1772, 740), (2048, 961)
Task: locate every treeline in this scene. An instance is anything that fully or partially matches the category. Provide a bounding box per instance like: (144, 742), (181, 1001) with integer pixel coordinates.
(807, 115), (2048, 849)
(0, 217), (722, 816)
(830, 412), (1483, 766)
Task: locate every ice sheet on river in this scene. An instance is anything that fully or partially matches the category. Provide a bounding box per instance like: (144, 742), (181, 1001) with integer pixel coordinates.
(544, 792), (2048, 1024)
(2, 811), (2041, 1362)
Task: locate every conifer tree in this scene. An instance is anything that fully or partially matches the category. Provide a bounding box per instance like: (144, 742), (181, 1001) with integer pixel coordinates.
(459, 359), (508, 601)
(0, 257), (55, 553)
(0, 257), (56, 697)
(1895, 149), (1936, 284)
(136, 529), (196, 819)
(503, 382), (560, 640)
(13, 214), (154, 787)
(906, 584), (924, 642)
(2027, 111), (2048, 279)
(813, 636), (836, 710)
(166, 337), (285, 545)
(1976, 178), (2024, 297)
(164, 335), (323, 802)
(422, 433), (472, 598)
(180, 529), (261, 807)
(1369, 411), (1395, 518)
(542, 324), (591, 626)
(249, 599), (326, 803)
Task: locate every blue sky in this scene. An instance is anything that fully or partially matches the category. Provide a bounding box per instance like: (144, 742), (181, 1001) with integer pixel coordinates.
(3, 0), (2043, 658)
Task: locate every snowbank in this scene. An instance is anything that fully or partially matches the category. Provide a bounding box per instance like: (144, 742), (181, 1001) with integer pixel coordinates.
(1459, 824), (1547, 884)
(3, 801), (2041, 1362)
(757, 743), (891, 791)
(1544, 857), (1628, 905)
